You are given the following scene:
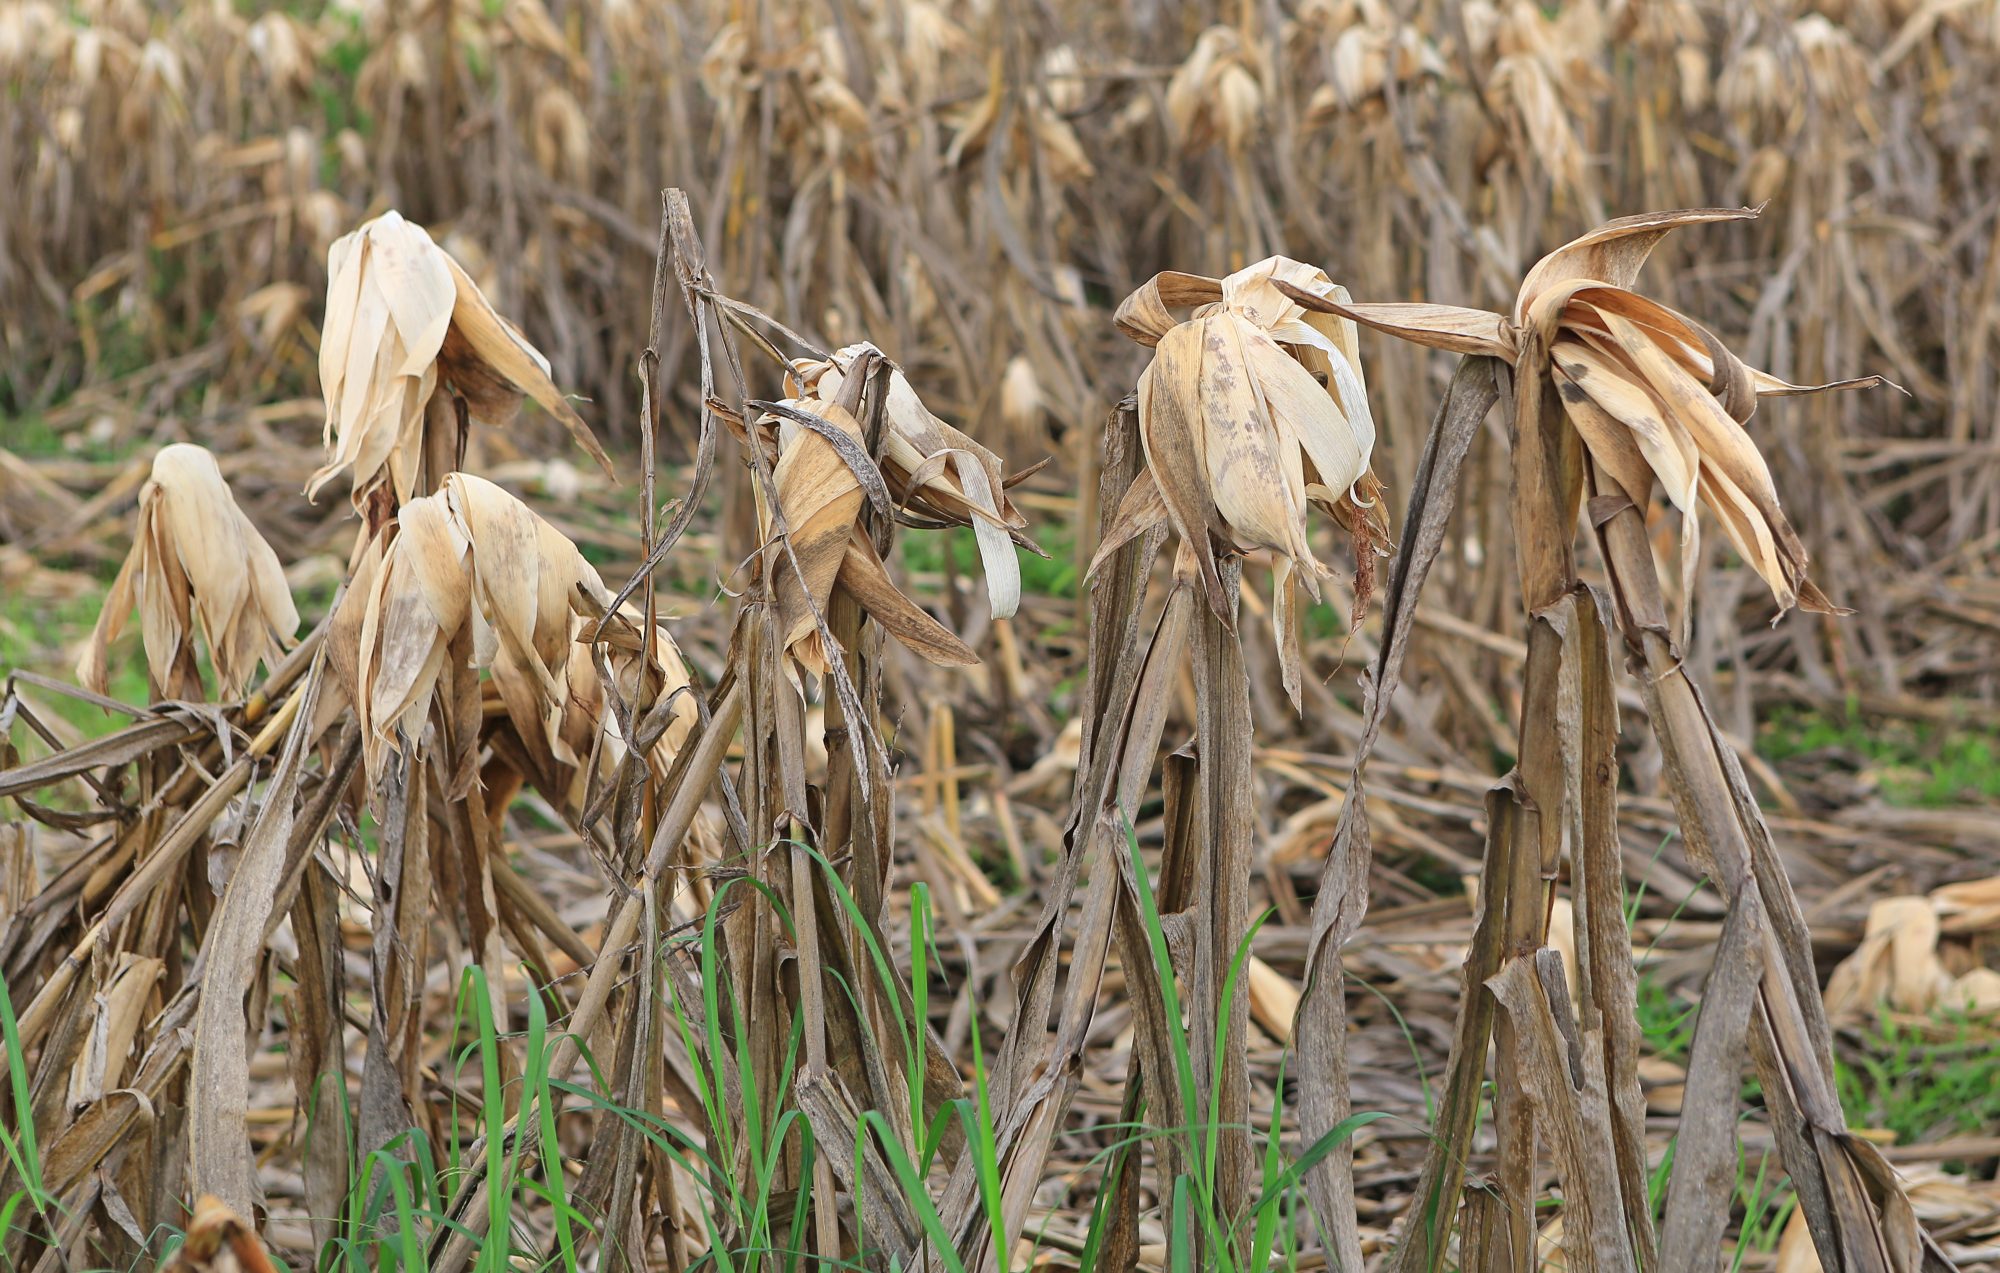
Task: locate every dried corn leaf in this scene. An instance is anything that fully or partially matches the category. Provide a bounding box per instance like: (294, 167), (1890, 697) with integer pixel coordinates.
(756, 394), (977, 675)
(164, 1195), (278, 1273)
(310, 210), (609, 505)
(78, 443), (298, 701)
(1167, 26), (1264, 153)
(65, 954), (161, 1109)
(1323, 207), (1883, 621)
(1824, 897), (1950, 1020)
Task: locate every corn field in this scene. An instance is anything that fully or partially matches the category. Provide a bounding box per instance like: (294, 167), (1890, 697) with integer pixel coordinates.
(2, 0), (1999, 1270)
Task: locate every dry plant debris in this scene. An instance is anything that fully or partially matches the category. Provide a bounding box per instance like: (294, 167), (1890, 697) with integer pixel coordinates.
(1, 2), (1999, 1270)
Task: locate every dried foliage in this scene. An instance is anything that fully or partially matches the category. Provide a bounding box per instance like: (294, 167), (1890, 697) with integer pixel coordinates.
(313, 210), (611, 507)
(3, 4), (2000, 1272)
(77, 442), (298, 700)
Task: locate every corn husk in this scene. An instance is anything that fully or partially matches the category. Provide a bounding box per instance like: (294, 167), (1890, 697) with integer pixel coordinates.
(78, 444), (299, 701)
(754, 393), (978, 678)
(1166, 26), (1265, 153)
(1289, 208), (1884, 624)
(1104, 255), (1388, 709)
(786, 342), (1031, 620)
(163, 1195), (277, 1273)
(1823, 895), (1950, 1019)
(332, 472), (669, 786)
(310, 210), (611, 506)
(492, 598), (697, 814)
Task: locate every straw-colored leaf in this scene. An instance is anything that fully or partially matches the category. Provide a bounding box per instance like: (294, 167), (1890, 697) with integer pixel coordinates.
(1332, 208), (1880, 621)
(310, 210), (610, 505)
(1824, 896), (1950, 1020)
(163, 1195), (279, 1273)
(309, 210), (450, 504)
(78, 444), (299, 701)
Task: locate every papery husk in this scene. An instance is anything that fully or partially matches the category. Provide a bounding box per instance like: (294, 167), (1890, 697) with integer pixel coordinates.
(787, 342), (1032, 620)
(310, 210), (611, 506)
(1110, 255), (1388, 709)
(163, 1196), (277, 1273)
(334, 472), (615, 783)
(78, 443), (299, 701)
(1280, 207), (1884, 620)
(757, 394), (977, 678)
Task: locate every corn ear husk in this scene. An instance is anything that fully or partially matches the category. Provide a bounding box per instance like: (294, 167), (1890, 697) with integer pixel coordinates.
(334, 472), (634, 786)
(788, 342), (1031, 620)
(310, 210), (611, 506)
(78, 444), (299, 701)
(1285, 207), (1884, 622)
(1108, 255), (1388, 710)
(163, 1195), (277, 1273)
(756, 394), (978, 677)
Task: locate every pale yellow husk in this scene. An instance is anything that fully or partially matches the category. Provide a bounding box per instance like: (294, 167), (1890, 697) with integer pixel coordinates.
(78, 443), (299, 701)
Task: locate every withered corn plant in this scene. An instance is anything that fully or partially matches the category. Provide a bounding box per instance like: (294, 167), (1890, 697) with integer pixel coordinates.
(953, 254), (1390, 1269)
(1280, 208), (1950, 1273)
(0, 187), (1042, 1271)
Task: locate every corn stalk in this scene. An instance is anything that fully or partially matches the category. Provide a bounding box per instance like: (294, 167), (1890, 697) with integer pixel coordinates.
(1284, 210), (1946, 1273)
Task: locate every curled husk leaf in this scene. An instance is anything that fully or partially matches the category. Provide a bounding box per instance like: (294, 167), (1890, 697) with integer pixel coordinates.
(753, 392), (978, 680)
(331, 472), (693, 794)
(311, 209), (612, 507)
(78, 444), (299, 702)
(164, 1195), (277, 1273)
(1107, 255), (1390, 711)
(1283, 207), (1883, 621)
(786, 341), (1035, 621)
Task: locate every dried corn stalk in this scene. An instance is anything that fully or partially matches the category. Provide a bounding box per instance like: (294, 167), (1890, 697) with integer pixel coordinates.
(1288, 207), (1880, 628)
(1107, 254), (1390, 707)
(310, 209), (611, 506)
(77, 443), (299, 701)
(1294, 210), (1929, 1273)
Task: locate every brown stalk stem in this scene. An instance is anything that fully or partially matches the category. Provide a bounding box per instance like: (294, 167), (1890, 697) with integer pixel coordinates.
(1192, 557), (1253, 1239)
(1589, 475), (1899, 1272)
(15, 683), (305, 1047)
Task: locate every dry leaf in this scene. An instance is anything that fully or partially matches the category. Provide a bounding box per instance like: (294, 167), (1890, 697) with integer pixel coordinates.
(78, 444), (299, 701)
(310, 209), (610, 506)
(1295, 208), (1884, 623)
(749, 379), (980, 678)
(1823, 896), (1950, 1020)
(332, 472), (666, 788)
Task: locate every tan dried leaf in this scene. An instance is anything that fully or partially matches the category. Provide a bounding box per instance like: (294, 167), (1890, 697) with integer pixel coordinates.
(310, 210), (610, 506)
(339, 472), (614, 784)
(78, 444), (299, 701)
(1330, 208), (1886, 621)
(1823, 896), (1949, 1020)
(756, 394), (977, 675)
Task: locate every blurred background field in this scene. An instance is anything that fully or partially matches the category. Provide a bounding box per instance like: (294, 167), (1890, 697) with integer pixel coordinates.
(2, 0), (2000, 1269)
